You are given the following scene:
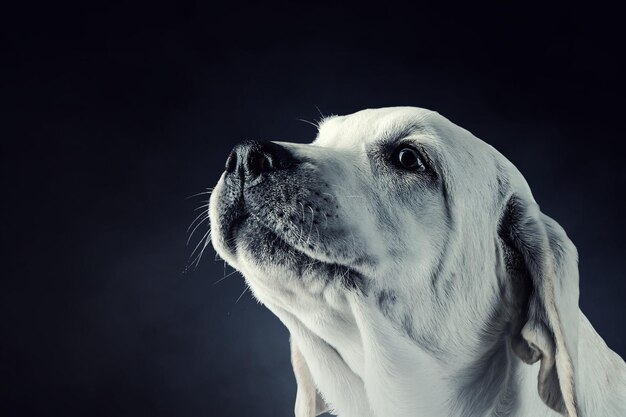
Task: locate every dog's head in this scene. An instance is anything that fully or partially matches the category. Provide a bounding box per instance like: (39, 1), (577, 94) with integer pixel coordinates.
(209, 107), (580, 416)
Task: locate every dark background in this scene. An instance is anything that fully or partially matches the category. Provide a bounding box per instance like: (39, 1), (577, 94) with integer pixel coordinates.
(2, 1), (625, 416)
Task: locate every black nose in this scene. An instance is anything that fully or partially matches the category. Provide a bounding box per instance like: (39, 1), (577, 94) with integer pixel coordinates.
(225, 141), (297, 180)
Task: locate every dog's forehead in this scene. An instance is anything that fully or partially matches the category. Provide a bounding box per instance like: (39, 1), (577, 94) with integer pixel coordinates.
(314, 107), (440, 149)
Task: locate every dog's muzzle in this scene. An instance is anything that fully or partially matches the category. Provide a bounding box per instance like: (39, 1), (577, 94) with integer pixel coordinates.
(216, 140), (300, 254)
(213, 140), (369, 290)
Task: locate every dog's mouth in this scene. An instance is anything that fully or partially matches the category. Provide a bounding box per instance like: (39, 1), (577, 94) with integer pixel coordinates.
(223, 210), (366, 292)
(222, 211), (248, 253)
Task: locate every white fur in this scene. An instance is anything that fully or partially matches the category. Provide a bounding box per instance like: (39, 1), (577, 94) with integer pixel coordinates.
(209, 107), (626, 417)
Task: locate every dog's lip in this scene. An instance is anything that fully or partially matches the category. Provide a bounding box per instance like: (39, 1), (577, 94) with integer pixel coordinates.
(223, 212), (248, 253)
(242, 213), (367, 290)
(219, 202), (369, 287)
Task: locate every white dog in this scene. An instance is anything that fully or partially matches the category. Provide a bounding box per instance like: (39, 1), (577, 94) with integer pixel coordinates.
(208, 107), (626, 417)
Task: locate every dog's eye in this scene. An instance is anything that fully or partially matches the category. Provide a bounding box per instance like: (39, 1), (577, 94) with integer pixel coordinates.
(393, 146), (426, 171)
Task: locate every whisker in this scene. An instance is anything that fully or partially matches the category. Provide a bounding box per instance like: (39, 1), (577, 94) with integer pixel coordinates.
(193, 202), (211, 210)
(193, 231), (213, 269)
(298, 201), (305, 244)
(185, 188), (214, 200)
(306, 205), (315, 245)
(183, 229), (209, 274)
(314, 104), (325, 120)
(189, 228), (211, 259)
(234, 285), (249, 305)
(296, 118), (319, 129)
(328, 184), (365, 199)
(187, 214), (209, 246)
(213, 269), (240, 285)
(187, 209), (210, 235)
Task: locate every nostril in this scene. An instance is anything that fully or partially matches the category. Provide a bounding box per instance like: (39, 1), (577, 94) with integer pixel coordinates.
(248, 152), (271, 176)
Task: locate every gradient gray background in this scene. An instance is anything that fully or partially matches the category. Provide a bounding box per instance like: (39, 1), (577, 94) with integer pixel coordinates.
(2, 2), (625, 416)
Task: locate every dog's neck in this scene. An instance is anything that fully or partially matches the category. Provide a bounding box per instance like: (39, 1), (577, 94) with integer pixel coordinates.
(250, 269), (626, 417)
(346, 297), (624, 417)
(450, 330), (550, 417)
(448, 311), (626, 417)
(451, 327), (520, 417)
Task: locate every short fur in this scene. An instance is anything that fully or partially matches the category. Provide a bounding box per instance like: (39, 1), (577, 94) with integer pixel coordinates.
(209, 107), (626, 417)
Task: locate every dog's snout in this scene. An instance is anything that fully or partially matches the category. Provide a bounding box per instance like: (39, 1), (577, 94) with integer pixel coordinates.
(225, 141), (297, 181)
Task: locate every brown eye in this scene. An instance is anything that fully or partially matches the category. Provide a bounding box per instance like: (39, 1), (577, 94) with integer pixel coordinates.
(394, 147), (426, 171)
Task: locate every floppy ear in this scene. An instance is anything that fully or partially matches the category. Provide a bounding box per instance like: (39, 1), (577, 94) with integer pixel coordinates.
(290, 337), (329, 417)
(498, 195), (580, 417)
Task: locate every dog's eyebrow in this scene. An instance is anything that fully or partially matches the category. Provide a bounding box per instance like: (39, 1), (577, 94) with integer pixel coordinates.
(380, 122), (426, 143)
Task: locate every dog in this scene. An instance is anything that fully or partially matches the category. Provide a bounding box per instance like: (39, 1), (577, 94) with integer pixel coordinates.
(208, 107), (626, 417)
